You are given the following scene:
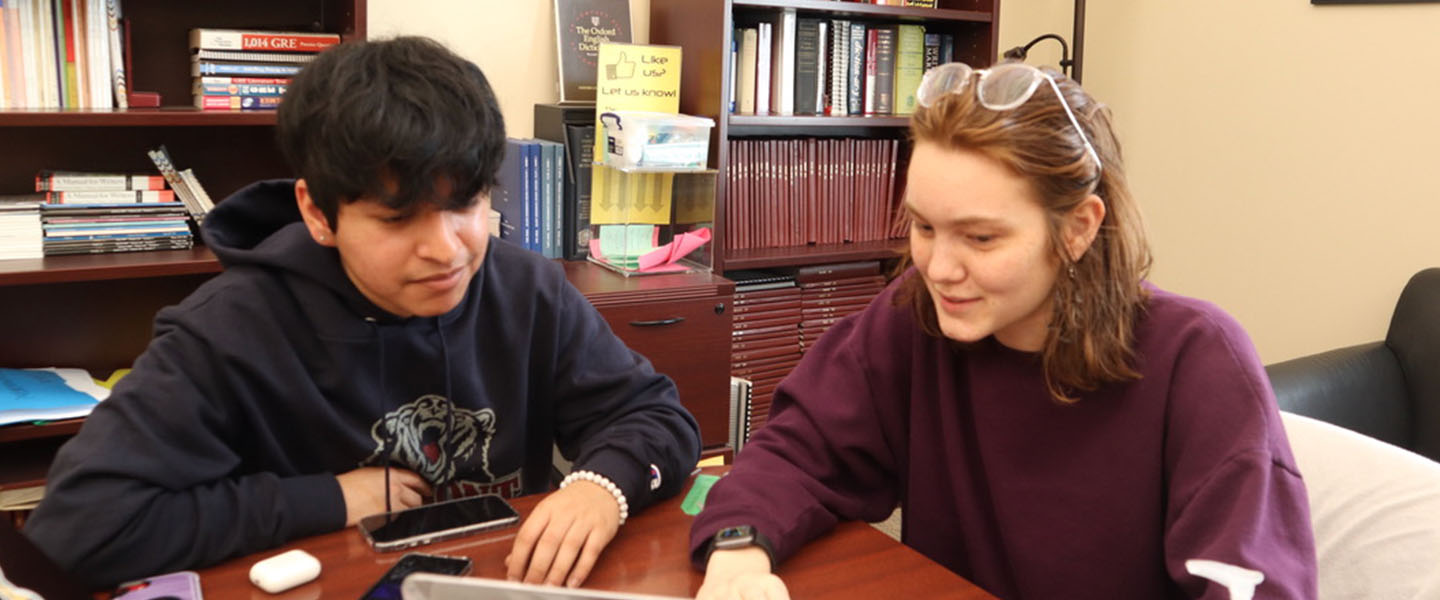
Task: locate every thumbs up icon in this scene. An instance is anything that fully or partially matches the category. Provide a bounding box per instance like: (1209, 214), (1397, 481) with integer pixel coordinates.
(606, 52), (637, 80)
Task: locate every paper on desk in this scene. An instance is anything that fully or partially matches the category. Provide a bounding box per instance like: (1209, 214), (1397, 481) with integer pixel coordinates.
(0, 367), (109, 427)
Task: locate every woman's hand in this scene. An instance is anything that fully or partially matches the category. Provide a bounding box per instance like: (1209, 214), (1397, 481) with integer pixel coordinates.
(696, 546), (789, 600)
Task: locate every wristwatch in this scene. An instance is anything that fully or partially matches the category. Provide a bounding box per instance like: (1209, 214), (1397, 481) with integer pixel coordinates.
(706, 525), (775, 569)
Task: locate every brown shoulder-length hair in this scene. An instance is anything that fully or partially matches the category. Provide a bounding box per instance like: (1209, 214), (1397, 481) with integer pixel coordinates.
(897, 65), (1153, 403)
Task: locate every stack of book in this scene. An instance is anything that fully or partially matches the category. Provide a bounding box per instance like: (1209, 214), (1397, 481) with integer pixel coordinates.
(33, 170), (191, 255)
(796, 261), (887, 352)
(41, 201), (192, 256)
(0, 195), (43, 260)
(494, 138), (569, 258)
(189, 28), (340, 111)
(728, 270), (803, 434)
(725, 137), (900, 252)
(730, 12), (952, 116)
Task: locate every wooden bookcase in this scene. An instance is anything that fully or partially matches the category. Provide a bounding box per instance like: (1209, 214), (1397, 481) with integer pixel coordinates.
(649, 0), (999, 273)
(0, 2), (736, 507)
(0, 1), (366, 368)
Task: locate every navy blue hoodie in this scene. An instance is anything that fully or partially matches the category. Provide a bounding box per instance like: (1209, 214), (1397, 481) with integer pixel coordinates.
(24, 180), (700, 587)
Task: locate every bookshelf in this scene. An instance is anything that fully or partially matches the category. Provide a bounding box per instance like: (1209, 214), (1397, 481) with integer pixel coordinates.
(0, 1), (365, 373)
(650, 0), (998, 272)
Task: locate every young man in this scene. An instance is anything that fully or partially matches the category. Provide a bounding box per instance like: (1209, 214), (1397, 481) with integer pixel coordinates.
(24, 36), (700, 589)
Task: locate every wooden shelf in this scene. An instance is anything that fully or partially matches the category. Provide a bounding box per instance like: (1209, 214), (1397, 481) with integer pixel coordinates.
(0, 108), (277, 127)
(0, 420), (84, 444)
(724, 239), (906, 270)
(0, 246), (222, 286)
(0, 437), (68, 490)
(728, 114), (909, 128)
(731, 0), (993, 23)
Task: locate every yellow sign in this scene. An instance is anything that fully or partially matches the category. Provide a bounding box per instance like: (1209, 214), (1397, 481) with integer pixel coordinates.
(592, 42), (682, 162)
(591, 165), (674, 225)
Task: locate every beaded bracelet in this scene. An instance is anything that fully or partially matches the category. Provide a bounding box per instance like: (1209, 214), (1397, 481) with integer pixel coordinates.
(561, 470), (630, 526)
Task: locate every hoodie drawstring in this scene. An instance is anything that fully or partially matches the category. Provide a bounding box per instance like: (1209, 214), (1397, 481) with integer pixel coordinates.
(436, 317), (454, 502)
(367, 317), (396, 515)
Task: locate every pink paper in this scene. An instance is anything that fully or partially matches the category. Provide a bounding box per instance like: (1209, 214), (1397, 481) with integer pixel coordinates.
(639, 227), (712, 272)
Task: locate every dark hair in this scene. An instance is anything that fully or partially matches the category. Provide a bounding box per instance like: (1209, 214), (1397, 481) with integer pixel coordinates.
(902, 65), (1153, 403)
(276, 36), (507, 228)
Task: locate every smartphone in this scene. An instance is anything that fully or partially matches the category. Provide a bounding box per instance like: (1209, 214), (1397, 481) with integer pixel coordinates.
(111, 570), (202, 600)
(359, 553), (471, 600)
(357, 494), (521, 552)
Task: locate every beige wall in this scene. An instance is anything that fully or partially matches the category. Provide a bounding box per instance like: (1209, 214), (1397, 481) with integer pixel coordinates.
(1076, 1), (1440, 362)
(369, 0), (650, 138)
(372, 1), (1440, 364)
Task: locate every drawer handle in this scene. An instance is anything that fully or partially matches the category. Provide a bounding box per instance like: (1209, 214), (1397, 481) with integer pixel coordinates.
(628, 316), (686, 327)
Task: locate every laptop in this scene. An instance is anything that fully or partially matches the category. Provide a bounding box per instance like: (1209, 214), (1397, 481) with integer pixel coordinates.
(401, 573), (691, 600)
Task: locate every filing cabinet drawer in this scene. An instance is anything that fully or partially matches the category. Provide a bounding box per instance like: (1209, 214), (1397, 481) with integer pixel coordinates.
(598, 295), (733, 448)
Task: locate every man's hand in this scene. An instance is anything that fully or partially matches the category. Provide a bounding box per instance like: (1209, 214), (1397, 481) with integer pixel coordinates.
(505, 480), (621, 588)
(336, 466), (432, 526)
(696, 547), (789, 600)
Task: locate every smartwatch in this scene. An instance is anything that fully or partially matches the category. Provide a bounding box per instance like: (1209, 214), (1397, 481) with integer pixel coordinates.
(707, 525), (775, 569)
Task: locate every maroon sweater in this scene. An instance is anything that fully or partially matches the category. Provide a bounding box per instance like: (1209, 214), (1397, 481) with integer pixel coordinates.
(693, 280), (1317, 599)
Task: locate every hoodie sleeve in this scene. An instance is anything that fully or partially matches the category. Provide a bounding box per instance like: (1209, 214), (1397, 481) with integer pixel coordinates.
(23, 310), (345, 589)
(689, 312), (902, 570)
(545, 280), (701, 515)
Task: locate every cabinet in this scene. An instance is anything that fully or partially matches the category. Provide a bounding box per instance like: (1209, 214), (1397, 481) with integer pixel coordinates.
(649, 0), (999, 273)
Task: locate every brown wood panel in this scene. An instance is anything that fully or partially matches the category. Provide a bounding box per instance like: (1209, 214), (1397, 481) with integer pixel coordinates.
(187, 469), (997, 599)
(0, 125), (291, 203)
(0, 247), (221, 286)
(598, 296), (734, 448)
(0, 274), (214, 373)
(724, 238), (905, 270)
(123, 0), (364, 108)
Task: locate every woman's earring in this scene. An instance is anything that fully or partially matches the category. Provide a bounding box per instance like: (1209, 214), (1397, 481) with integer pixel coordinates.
(1068, 264), (1077, 279)
(318, 234), (327, 242)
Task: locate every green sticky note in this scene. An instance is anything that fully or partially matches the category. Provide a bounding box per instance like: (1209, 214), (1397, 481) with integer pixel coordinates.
(681, 474), (720, 516)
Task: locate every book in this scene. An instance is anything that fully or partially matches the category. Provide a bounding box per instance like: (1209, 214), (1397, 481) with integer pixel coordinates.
(35, 171), (166, 191)
(793, 18), (821, 116)
(872, 26), (897, 114)
(190, 59), (302, 77)
(736, 28), (757, 115)
(828, 20), (849, 116)
(893, 25), (925, 115)
(493, 139), (531, 247)
(192, 49), (317, 64)
(769, 8), (796, 116)
(847, 22), (867, 115)
(793, 260), (882, 282)
(755, 22), (772, 114)
(0, 367), (109, 427)
(553, 0), (632, 103)
(189, 28), (340, 53)
(563, 123), (595, 260)
(147, 145), (209, 221)
(195, 94), (283, 110)
(44, 190), (174, 203)
(923, 32), (942, 72)
(105, 0), (124, 108)
(729, 376), (753, 453)
(193, 81), (287, 96)
(196, 75), (290, 86)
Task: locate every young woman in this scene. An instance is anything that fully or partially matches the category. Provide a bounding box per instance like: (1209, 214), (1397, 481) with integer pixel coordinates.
(691, 63), (1317, 600)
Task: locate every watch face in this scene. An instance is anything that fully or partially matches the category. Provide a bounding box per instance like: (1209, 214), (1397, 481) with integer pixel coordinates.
(715, 526), (755, 549)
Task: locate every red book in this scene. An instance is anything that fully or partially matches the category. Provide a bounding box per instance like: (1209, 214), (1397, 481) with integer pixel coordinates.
(189, 29), (341, 53)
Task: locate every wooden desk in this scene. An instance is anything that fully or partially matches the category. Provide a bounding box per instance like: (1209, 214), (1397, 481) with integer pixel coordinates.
(192, 480), (996, 599)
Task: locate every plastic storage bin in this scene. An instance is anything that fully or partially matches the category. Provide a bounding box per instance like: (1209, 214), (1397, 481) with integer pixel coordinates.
(599, 111), (715, 170)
